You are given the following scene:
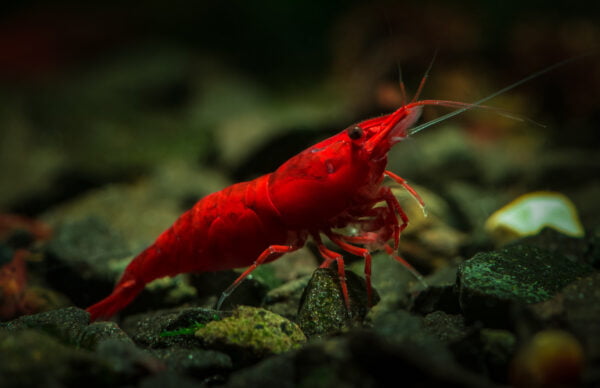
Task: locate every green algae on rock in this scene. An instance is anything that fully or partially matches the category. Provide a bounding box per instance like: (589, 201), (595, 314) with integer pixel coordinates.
(297, 268), (379, 339)
(122, 307), (224, 349)
(195, 306), (306, 361)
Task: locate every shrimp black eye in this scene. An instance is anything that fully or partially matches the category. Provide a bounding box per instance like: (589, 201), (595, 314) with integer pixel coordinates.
(347, 125), (364, 140)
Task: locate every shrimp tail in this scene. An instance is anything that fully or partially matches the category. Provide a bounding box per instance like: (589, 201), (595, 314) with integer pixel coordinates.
(86, 270), (145, 321)
(86, 209), (202, 321)
(86, 236), (173, 321)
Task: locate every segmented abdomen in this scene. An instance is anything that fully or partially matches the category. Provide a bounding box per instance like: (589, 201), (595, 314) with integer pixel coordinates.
(126, 173), (289, 284)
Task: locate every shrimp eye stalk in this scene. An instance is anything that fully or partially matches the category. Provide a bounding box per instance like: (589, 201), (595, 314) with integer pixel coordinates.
(348, 125), (364, 140)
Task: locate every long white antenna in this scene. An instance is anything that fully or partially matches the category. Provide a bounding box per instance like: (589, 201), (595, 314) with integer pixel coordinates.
(408, 54), (588, 136)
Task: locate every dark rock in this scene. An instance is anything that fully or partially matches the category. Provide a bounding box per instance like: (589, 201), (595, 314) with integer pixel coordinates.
(423, 311), (469, 344)
(412, 310), (516, 384)
(514, 227), (593, 267)
(372, 308), (509, 384)
(225, 330), (500, 388)
(139, 370), (206, 388)
(224, 346), (297, 388)
(376, 256), (459, 317)
(95, 338), (166, 376)
(344, 330), (498, 388)
(372, 309), (455, 364)
(297, 268), (379, 339)
(586, 226), (600, 269)
(44, 216), (132, 306)
(121, 307), (225, 349)
(447, 327), (517, 384)
(0, 329), (115, 387)
(457, 244), (593, 328)
(0, 328), (159, 387)
(479, 329), (517, 383)
(527, 272), (600, 371)
(560, 274), (600, 371)
(43, 212), (198, 317)
(0, 306), (137, 352)
(150, 347), (232, 381)
(45, 216), (131, 277)
(121, 307), (238, 381)
(78, 321), (135, 350)
(404, 309), (513, 380)
(411, 285), (461, 315)
(0, 306), (89, 346)
(263, 274), (311, 320)
(361, 252), (416, 314)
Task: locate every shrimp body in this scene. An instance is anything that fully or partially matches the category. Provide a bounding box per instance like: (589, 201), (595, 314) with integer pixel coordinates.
(87, 101), (425, 320)
(88, 175), (290, 319)
(88, 56), (576, 320)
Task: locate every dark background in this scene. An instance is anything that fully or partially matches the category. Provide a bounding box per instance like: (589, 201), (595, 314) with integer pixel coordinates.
(0, 0), (598, 218)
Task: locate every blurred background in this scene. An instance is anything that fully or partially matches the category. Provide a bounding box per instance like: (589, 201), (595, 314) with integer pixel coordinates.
(0, 0), (598, 228)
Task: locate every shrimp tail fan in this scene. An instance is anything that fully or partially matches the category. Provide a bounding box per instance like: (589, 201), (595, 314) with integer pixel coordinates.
(86, 271), (145, 321)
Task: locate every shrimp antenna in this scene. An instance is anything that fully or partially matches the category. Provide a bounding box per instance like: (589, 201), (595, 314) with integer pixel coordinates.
(411, 48), (438, 103)
(398, 65), (408, 106)
(381, 10), (409, 106)
(408, 54), (589, 136)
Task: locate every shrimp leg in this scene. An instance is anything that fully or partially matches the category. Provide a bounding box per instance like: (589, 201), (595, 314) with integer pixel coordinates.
(215, 242), (304, 310)
(313, 233), (351, 312)
(385, 170), (426, 212)
(383, 244), (427, 287)
(325, 231), (376, 307)
(332, 232), (427, 307)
